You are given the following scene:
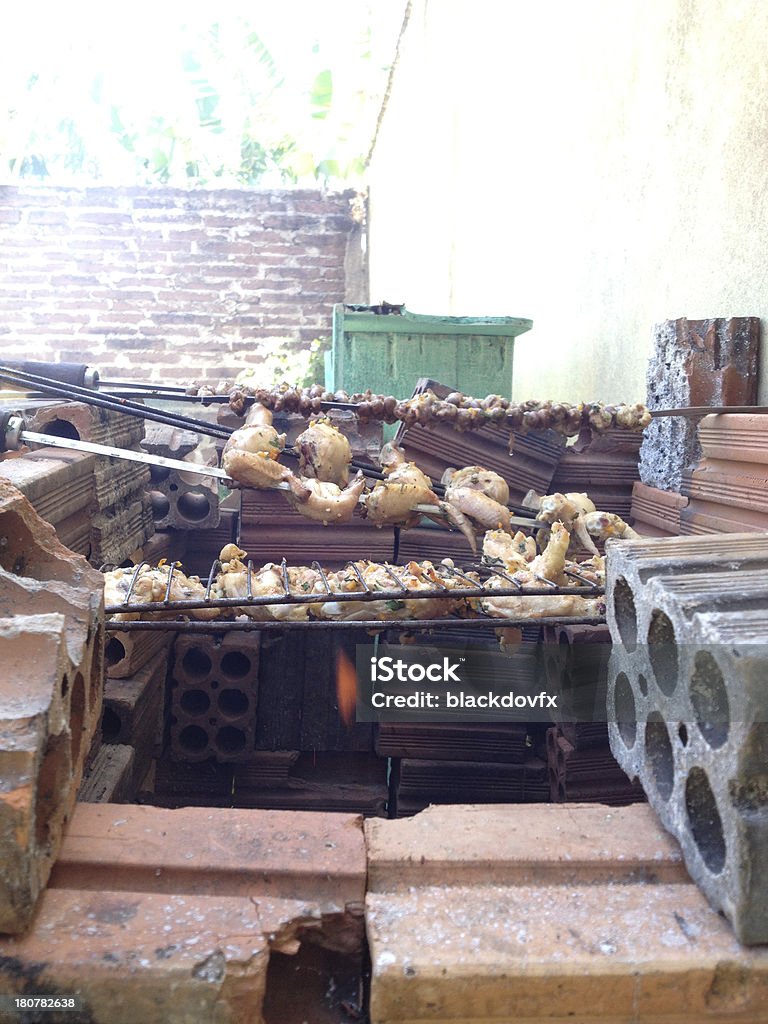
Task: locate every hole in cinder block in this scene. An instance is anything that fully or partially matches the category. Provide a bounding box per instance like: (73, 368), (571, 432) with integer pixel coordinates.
(61, 674), (70, 698)
(149, 465), (171, 483)
(216, 725), (247, 754)
(176, 491), (212, 522)
(638, 673), (648, 696)
(686, 766), (726, 875)
(179, 689), (211, 716)
(69, 672), (86, 765)
(149, 491), (171, 519)
(221, 650), (252, 679)
(678, 723), (689, 746)
(102, 706), (122, 743)
(690, 651), (729, 749)
(35, 731), (71, 848)
(648, 610), (678, 695)
(614, 672), (636, 748)
(105, 637), (127, 669)
(178, 724), (209, 754)
(181, 647), (213, 679)
(41, 417), (80, 441)
(218, 688), (249, 717)
(613, 576), (637, 652)
(645, 712), (674, 802)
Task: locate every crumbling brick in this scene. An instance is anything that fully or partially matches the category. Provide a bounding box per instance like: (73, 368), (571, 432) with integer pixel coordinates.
(0, 482), (103, 933)
(639, 317), (760, 491)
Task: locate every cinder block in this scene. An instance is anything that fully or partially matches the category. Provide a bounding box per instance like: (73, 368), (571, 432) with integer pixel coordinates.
(142, 424), (221, 531)
(0, 481), (104, 933)
(170, 632), (260, 762)
(606, 533), (768, 943)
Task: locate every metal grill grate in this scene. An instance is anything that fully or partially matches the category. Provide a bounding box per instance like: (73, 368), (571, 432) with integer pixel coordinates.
(104, 557), (605, 632)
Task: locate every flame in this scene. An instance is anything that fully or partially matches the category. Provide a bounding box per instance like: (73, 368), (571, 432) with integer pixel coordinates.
(335, 648), (358, 727)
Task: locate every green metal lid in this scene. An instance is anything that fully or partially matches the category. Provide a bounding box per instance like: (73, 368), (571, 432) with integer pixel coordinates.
(335, 304), (533, 338)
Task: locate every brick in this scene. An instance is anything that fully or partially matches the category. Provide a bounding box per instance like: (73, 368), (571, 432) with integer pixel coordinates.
(78, 744), (135, 803)
(170, 633), (260, 763)
(366, 803), (768, 1023)
(51, 802), (366, 907)
(631, 480), (688, 535)
(698, 412), (768, 464)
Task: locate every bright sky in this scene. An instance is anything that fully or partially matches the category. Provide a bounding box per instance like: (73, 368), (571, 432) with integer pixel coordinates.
(0, 1), (406, 185)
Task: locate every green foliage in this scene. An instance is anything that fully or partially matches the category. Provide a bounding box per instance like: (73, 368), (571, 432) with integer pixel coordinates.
(0, 6), (403, 187)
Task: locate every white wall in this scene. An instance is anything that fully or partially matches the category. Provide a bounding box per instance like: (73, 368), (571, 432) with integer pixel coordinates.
(368, 0), (768, 404)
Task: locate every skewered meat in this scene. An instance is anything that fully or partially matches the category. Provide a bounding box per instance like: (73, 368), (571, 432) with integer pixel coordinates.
(103, 562), (219, 621)
(443, 486), (513, 538)
(442, 466), (510, 505)
(221, 403), (299, 492)
(316, 560), (475, 621)
(217, 383), (651, 438)
(296, 418), (352, 486)
(284, 472), (366, 526)
(363, 444), (441, 527)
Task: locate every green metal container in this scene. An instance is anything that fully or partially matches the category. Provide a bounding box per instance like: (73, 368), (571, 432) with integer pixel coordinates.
(327, 305), (532, 401)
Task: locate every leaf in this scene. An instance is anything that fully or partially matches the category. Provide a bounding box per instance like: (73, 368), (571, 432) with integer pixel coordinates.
(310, 69), (333, 116)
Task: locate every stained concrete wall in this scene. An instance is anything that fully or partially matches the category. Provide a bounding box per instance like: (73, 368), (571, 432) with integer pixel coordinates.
(368, 0), (768, 405)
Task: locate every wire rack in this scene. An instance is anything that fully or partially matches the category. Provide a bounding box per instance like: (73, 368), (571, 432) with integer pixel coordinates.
(104, 557), (606, 632)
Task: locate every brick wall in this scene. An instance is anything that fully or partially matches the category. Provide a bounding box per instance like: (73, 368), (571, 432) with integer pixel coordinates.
(0, 186), (364, 386)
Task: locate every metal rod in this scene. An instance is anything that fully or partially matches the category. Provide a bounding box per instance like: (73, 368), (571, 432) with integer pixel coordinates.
(0, 365), (232, 440)
(106, 615), (607, 633)
(650, 405), (768, 418)
(103, 582), (601, 615)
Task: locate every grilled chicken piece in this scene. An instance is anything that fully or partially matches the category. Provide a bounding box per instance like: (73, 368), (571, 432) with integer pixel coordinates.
(472, 522), (602, 620)
(482, 529), (537, 569)
(363, 444), (441, 527)
(442, 466), (510, 506)
(582, 511), (639, 542)
(213, 545), (323, 622)
(525, 489), (600, 555)
(104, 562), (219, 621)
(443, 486), (513, 536)
(284, 472), (366, 525)
(316, 560), (474, 621)
(222, 403), (293, 490)
(296, 418), (352, 486)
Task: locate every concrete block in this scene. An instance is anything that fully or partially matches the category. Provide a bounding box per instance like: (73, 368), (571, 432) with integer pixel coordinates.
(639, 316), (760, 491)
(606, 533), (768, 943)
(0, 481), (104, 933)
(366, 803), (768, 1023)
(142, 424), (221, 531)
(170, 632), (260, 762)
